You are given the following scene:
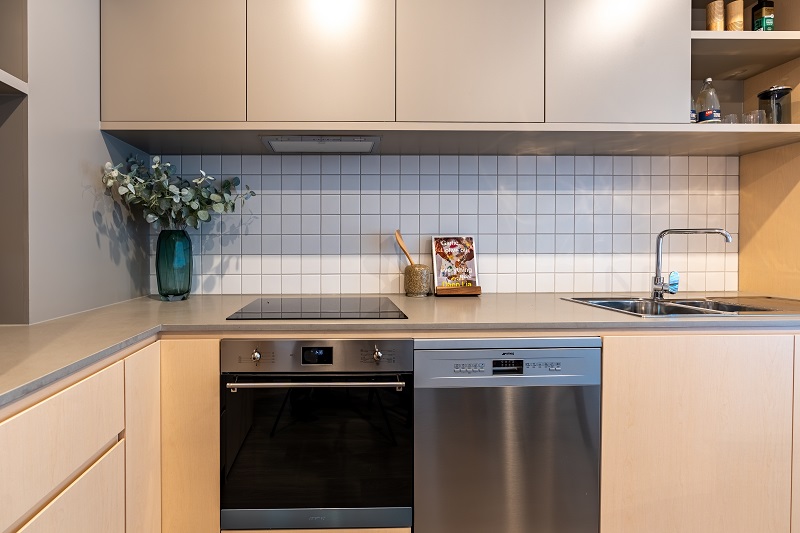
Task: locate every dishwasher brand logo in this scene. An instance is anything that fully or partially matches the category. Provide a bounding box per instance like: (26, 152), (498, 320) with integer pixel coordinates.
(308, 516), (326, 522)
(501, 352), (515, 356)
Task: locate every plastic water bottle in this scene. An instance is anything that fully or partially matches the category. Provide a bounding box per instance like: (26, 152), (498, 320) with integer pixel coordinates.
(696, 78), (721, 124)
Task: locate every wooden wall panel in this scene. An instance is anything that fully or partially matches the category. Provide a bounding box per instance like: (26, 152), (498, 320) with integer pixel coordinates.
(740, 141), (800, 297)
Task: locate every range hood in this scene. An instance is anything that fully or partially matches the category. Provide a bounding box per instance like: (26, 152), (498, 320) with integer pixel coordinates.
(261, 135), (380, 154)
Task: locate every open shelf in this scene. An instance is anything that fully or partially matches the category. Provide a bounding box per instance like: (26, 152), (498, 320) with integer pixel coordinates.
(692, 31), (800, 80)
(0, 68), (27, 95)
(100, 121), (800, 156)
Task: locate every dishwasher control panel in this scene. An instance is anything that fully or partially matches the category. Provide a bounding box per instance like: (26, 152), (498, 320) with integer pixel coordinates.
(414, 338), (601, 388)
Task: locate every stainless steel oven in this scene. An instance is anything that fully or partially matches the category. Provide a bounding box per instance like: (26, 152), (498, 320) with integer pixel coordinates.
(220, 338), (413, 530)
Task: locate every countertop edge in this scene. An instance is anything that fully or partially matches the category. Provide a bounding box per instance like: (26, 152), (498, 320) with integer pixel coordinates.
(0, 326), (162, 410)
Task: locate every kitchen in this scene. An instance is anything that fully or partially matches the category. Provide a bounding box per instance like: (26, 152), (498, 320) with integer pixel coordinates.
(2, 0), (800, 532)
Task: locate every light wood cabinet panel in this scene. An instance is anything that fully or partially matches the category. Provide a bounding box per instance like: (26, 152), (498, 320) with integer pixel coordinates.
(161, 338), (220, 533)
(125, 342), (161, 533)
(101, 0), (246, 121)
(18, 440), (125, 533)
(546, 0), (689, 123)
(601, 335), (793, 533)
(0, 361), (124, 531)
(396, 0), (544, 123)
(793, 336), (800, 532)
(247, 0), (394, 122)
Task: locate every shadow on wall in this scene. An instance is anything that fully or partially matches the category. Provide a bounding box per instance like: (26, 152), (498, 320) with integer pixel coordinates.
(90, 133), (150, 295)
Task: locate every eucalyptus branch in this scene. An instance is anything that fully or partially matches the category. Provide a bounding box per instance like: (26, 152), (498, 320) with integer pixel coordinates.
(102, 155), (255, 230)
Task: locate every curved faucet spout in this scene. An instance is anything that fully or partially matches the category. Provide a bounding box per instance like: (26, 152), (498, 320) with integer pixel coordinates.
(652, 228), (732, 299)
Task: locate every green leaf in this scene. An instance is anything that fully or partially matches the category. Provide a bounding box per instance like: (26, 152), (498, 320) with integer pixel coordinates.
(168, 184), (180, 195)
(209, 193), (222, 202)
(212, 203), (225, 214)
(145, 212), (158, 223)
(197, 210), (210, 221)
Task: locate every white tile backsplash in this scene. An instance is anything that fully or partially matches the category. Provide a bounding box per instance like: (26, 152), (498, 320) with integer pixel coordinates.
(148, 155), (740, 295)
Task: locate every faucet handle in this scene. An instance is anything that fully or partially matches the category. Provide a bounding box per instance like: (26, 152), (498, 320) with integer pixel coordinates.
(667, 271), (680, 294)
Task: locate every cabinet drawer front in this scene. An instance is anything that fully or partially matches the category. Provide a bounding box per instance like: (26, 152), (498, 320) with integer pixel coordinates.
(18, 440), (125, 533)
(0, 361), (124, 531)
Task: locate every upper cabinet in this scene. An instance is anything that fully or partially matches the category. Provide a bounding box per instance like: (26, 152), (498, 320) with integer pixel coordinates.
(396, 0), (544, 123)
(246, 0), (395, 122)
(99, 0), (800, 155)
(545, 0), (689, 123)
(100, 0), (246, 121)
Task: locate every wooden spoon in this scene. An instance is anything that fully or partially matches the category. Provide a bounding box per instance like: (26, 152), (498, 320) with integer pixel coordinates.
(395, 229), (414, 265)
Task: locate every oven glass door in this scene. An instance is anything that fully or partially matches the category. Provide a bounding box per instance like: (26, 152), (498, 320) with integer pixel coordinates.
(220, 373), (413, 530)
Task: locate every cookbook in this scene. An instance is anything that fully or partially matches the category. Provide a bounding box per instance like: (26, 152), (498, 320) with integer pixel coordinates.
(431, 236), (479, 290)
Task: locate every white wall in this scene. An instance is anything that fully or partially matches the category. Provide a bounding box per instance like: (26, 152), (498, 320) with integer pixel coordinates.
(27, 0), (148, 323)
(149, 154), (740, 296)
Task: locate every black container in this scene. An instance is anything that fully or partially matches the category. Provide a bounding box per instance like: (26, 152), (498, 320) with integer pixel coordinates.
(757, 85), (793, 124)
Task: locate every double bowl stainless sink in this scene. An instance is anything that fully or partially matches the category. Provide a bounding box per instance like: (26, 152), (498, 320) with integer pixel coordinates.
(565, 296), (800, 317)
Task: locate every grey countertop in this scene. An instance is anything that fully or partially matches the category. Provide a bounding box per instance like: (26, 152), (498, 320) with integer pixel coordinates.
(2, 292), (799, 410)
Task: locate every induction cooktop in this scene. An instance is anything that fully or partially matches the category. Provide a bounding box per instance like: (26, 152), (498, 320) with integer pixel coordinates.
(226, 296), (408, 320)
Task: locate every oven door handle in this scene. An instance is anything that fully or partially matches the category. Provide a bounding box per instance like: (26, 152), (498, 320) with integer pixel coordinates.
(226, 381), (406, 393)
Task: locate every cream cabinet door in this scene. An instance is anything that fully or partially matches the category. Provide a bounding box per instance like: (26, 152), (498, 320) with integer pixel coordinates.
(101, 0), (246, 121)
(125, 342), (161, 533)
(161, 338), (220, 533)
(397, 0), (544, 123)
(545, 0), (689, 123)
(602, 335), (793, 533)
(247, 0), (395, 122)
(18, 441), (125, 533)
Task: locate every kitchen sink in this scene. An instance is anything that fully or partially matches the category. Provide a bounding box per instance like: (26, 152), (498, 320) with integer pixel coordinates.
(564, 296), (794, 317)
(669, 299), (772, 313)
(570, 298), (710, 316)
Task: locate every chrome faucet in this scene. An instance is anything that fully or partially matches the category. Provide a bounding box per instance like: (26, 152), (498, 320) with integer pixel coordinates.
(652, 228), (732, 299)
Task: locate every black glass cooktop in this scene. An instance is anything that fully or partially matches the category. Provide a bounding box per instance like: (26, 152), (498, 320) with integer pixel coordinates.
(226, 297), (408, 320)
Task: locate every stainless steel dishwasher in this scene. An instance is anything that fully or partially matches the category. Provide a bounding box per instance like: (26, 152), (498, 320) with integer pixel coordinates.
(413, 337), (601, 533)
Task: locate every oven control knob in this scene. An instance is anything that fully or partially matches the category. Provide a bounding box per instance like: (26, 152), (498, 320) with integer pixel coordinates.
(373, 345), (383, 362)
(251, 349), (262, 363)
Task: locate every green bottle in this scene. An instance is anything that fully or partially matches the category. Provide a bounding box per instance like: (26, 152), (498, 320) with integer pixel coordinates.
(753, 0), (775, 31)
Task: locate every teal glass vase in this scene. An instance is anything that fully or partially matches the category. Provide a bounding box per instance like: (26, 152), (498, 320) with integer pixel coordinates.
(156, 229), (192, 301)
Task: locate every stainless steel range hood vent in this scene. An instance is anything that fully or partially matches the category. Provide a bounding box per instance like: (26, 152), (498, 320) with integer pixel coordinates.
(261, 135), (380, 154)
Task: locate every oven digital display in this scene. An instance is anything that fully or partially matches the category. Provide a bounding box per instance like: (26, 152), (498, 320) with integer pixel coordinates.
(301, 346), (333, 365)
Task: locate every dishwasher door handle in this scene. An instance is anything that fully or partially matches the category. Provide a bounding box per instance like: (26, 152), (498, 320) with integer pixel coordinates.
(226, 381), (405, 392)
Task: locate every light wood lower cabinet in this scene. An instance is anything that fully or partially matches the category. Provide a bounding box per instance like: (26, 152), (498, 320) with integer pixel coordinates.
(125, 341), (161, 533)
(161, 338), (220, 533)
(18, 440), (125, 533)
(793, 336), (800, 532)
(0, 361), (124, 531)
(601, 334), (794, 533)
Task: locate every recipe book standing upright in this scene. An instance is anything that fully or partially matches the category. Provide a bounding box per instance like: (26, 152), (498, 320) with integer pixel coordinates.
(431, 236), (481, 296)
